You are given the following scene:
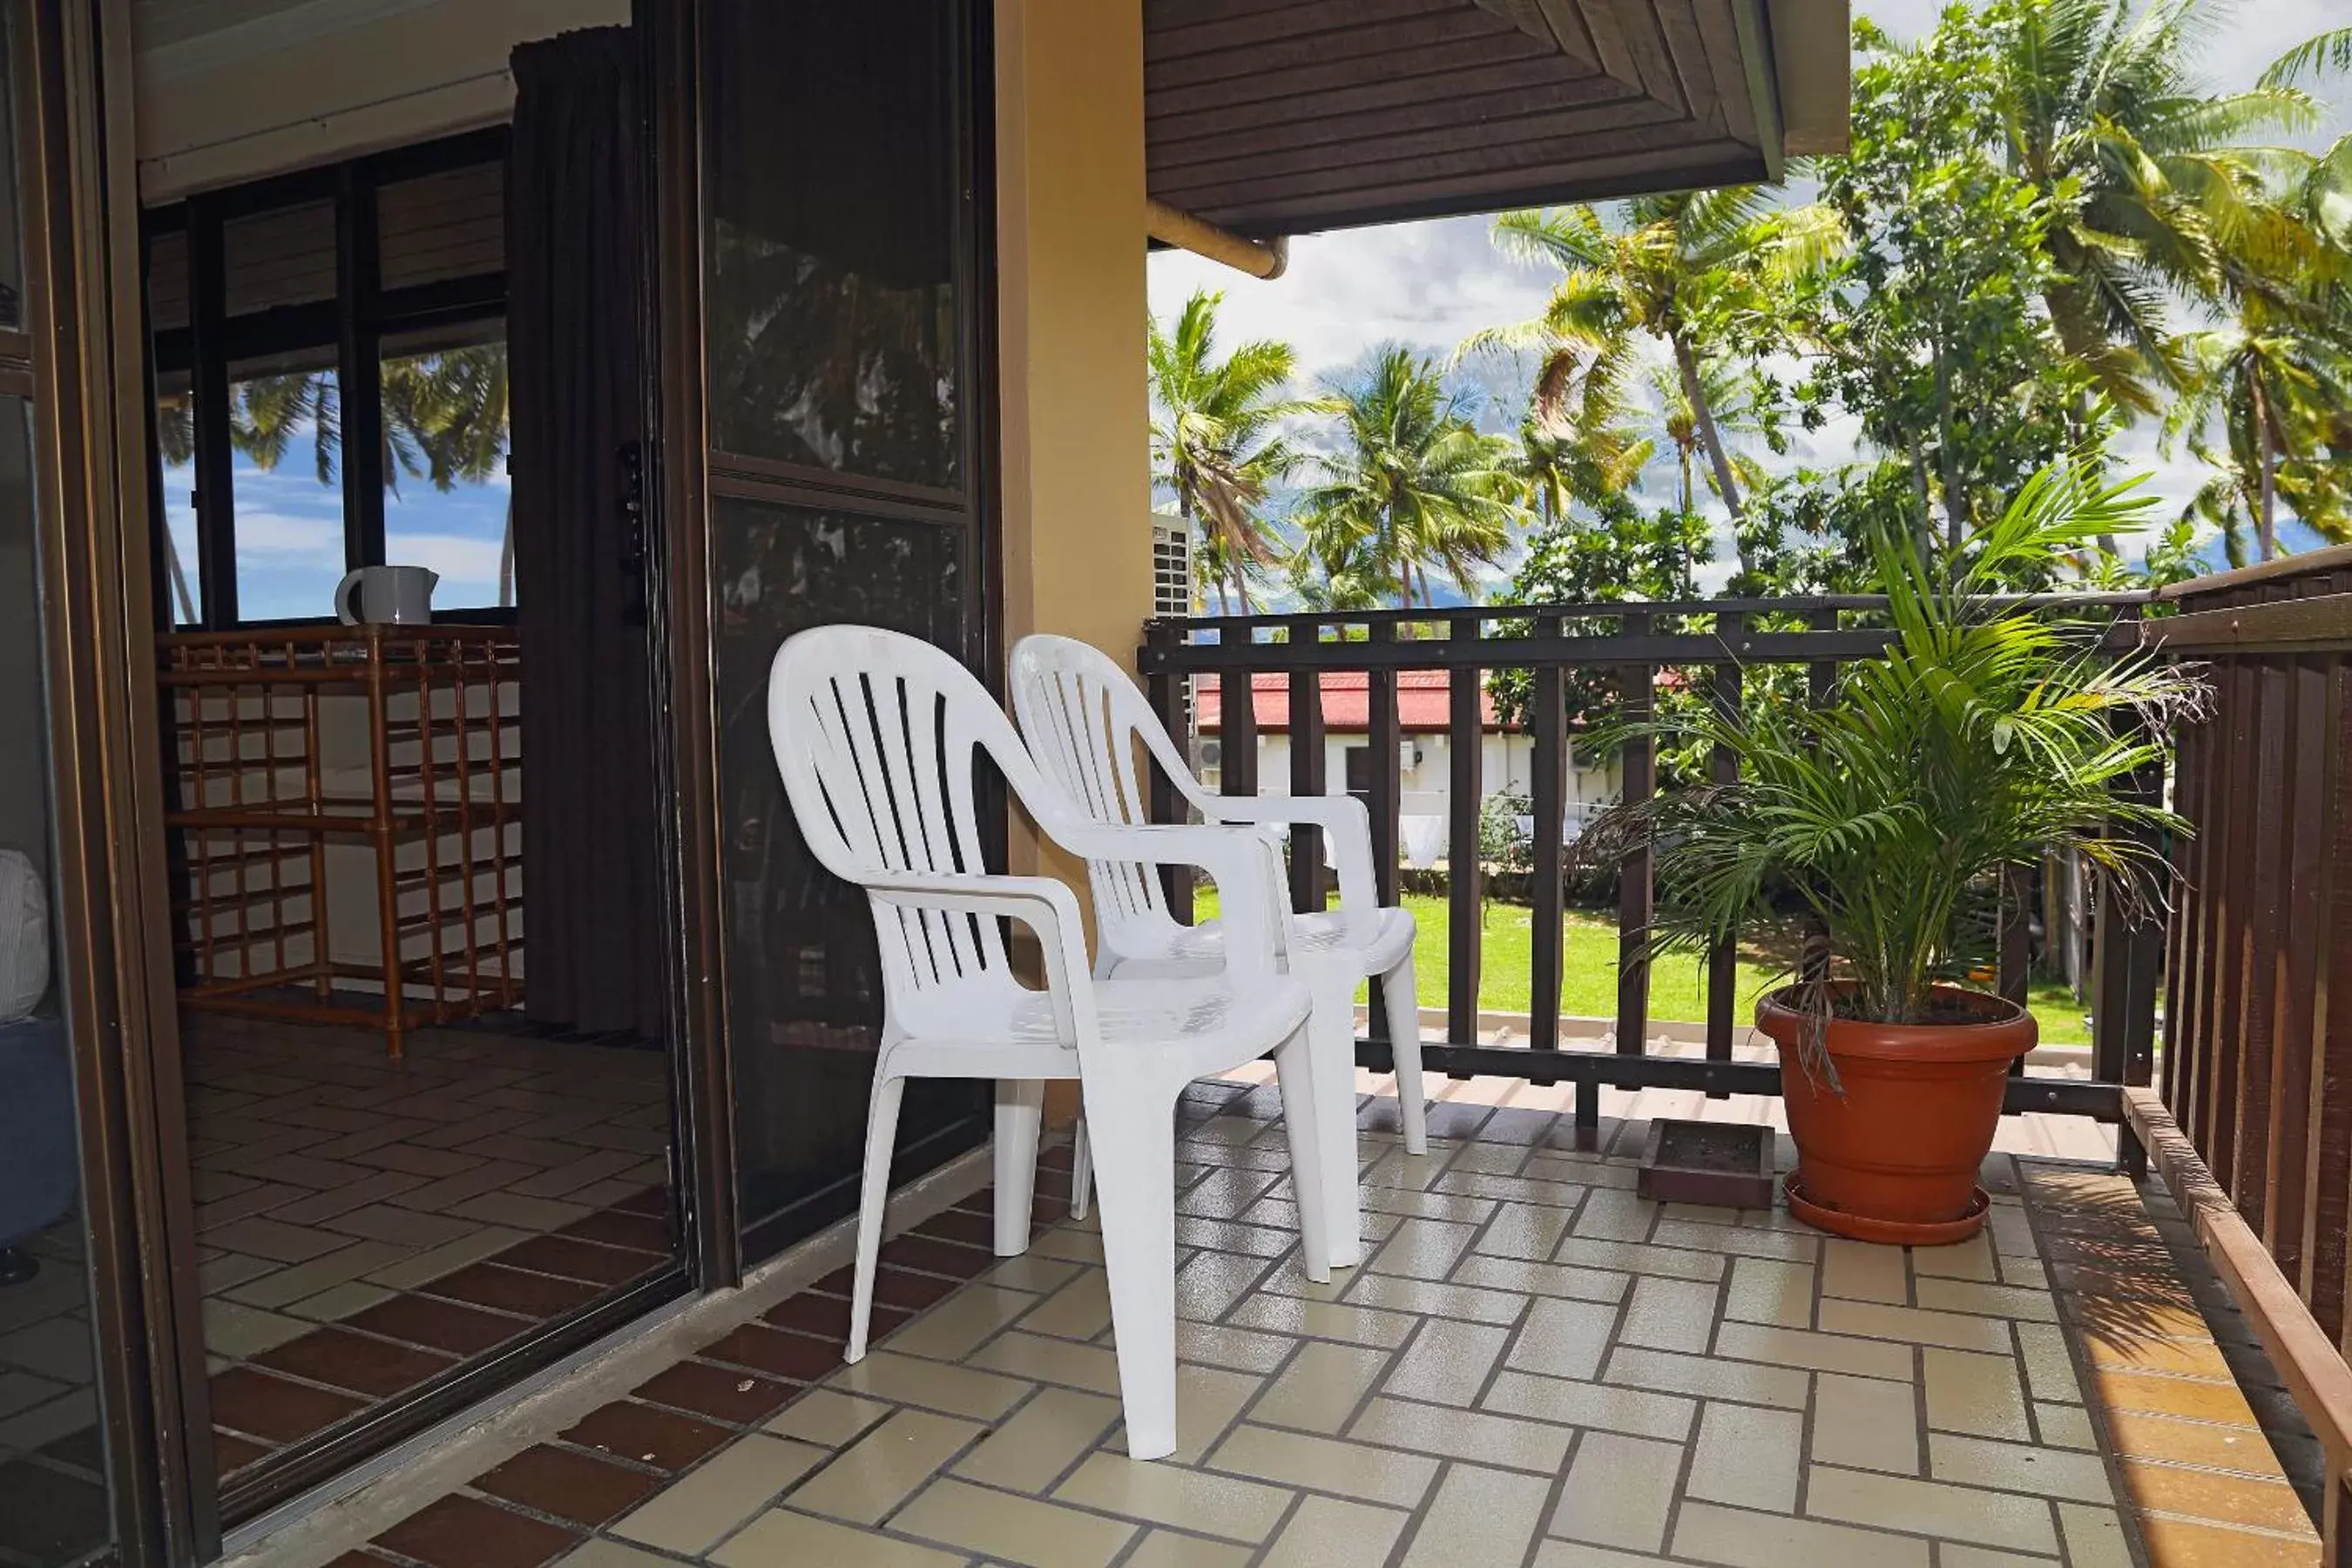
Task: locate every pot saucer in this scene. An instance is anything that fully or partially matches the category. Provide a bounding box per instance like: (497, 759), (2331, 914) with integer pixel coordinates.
(1784, 1175), (1992, 1246)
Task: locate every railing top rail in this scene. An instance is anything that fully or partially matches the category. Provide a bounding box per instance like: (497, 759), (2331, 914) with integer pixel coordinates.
(2159, 544), (2352, 601)
(1149, 590), (2154, 638)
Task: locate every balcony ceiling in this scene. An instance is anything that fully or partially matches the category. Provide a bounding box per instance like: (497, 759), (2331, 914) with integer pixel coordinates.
(1144, 0), (1850, 236)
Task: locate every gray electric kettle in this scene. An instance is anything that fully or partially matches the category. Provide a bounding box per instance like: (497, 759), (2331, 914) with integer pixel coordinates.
(334, 564), (439, 625)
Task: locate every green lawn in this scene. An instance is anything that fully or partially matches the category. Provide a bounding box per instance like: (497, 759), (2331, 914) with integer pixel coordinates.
(1192, 888), (2090, 1044)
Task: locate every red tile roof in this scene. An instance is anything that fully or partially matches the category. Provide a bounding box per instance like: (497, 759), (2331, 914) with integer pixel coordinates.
(1196, 670), (1511, 734)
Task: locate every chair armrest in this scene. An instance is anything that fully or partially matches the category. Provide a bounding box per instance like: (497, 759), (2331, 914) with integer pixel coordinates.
(866, 872), (1096, 1044)
(1200, 792), (1382, 943)
(1046, 821), (1294, 988)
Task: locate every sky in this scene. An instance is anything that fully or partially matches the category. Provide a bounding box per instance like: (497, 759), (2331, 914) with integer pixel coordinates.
(1145, 0), (2352, 591)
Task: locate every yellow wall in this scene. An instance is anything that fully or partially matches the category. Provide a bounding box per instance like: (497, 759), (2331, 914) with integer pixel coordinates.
(994, 0), (1152, 1122)
(993, 0), (1152, 862)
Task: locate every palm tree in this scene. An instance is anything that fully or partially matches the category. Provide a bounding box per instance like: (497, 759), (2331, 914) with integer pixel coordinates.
(1474, 193), (1838, 577)
(1147, 289), (1308, 614)
(2165, 319), (2352, 559)
(1293, 346), (1524, 608)
(1998, 0), (2322, 406)
(1644, 359), (1767, 517)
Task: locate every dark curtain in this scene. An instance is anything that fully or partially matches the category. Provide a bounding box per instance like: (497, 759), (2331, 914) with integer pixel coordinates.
(509, 28), (664, 1040)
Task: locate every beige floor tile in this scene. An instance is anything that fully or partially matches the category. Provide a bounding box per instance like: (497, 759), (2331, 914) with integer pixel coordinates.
(2032, 1400), (2096, 1450)
(892, 1476), (1135, 1568)
(1481, 1369), (1695, 1442)
(1478, 1202), (1578, 1261)
(1174, 1251), (1274, 1321)
(1937, 1547), (2058, 1567)
(1722, 1257), (1816, 1329)
(1572, 1190), (1657, 1241)
(1382, 1318), (1510, 1405)
(1652, 1220), (1816, 1263)
(199, 1299), (311, 1358)
(1253, 1340), (1391, 1434)
(1914, 1277), (2060, 1322)
(1670, 1499), (1931, 1568)
(1222, 1294), (1419, 1349)
(2056, 1502), (2133, 1568)
(1401, 1463), (1553, 1567)
(1345, 1271), (1537, 1325)
(1618, 1275), (1718, 1354)
(767, 1389), (895, 1449)
(787, 1409), (987, 1526)
(285, 1280), (398, 1321)
(1530, 1544), (1680, 1567)
(1120, 1531), (1253, 1568)
(830, 1349), (1035, 1421)
(952, 1387), (1119, 1493)
(1167, 1363), (1267, 1466)
(1452, 1254), (1633, 1304)
(1819, 1239), (1908, 1304)
(445, 1190), (591, 1232)
(1923, 1347), (2032, 1440)
(1175, 1217), (1296, 1261)
(1350, 1396), (1571, 1473)
(1504, 1297), (1619, 1382)
(1366, 1216), (1481, 1281)
(1548, 1430), (1680, 1553)
(889, 1284), (1043, 1363)
(1176, 1320), (1294, 1374)
(1928, 1431), (2114, 1504)
(2012, 1322), (2084, 1405)
(1809, 1373), (1920, 1476)
(708, 1508), (966, 1568)
(1815, 1297), (2011, 1355)
(1804, 1464), (2060, 1554)
(363, 1224), (529, 1289)
(1206, 1423), (1438, 1509)
(1602, 1347), (1808, 1409)
(1713, 1321), (1912, 1382)
(1914, 1231), (1999, 1282)
(1053, 1450), (1293, 1544)
(978, 1254), (1085, 1294)
(609, 1434), (829, 1554)
(556, 1539), (697, 1568)
(1551, 1237), (1725, 1282)
(1018, 1272), (1113, 1343)
(224, 1239), (418, 1309)
(962, 1332), (1122, 1399)
(1030, 1228), (1106, 1266)
(1257, 1494), (1409, 1568)
(1687, 1401), (1801, 1513)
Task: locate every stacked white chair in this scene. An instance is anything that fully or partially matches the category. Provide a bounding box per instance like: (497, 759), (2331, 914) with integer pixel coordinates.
(765, 625), (1330, 1460)
(1009, 633), (1428, 1270)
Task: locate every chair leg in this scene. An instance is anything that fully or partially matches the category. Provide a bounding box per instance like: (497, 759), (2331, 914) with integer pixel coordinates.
(1271, 1024), (1331, 1284)
(1309, 973), (1365, 1269)
(993, 1078), (1046, 1257)
(1084, 1083), (1179, 1460)
(1382, 960), (1429, 1156)
(1069, 1115), (1094, 1222)
(848, 1072), (906, 1364)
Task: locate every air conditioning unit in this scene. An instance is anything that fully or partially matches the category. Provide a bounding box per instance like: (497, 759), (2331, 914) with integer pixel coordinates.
(1151, 516), (1192, 618)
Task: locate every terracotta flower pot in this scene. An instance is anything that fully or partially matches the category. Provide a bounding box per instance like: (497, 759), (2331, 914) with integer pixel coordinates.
(1756, 983), (2035, 1245)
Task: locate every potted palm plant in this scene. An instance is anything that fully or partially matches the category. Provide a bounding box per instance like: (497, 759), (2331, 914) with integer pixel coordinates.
(1582, 466), (2200, 1244)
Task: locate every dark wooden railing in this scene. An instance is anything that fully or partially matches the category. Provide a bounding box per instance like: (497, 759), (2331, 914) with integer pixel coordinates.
(1138, 592), (2156, 1134)
(2138, 544), (2352, 1558)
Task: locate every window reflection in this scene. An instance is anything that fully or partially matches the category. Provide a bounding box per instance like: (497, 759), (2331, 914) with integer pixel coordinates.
(704, 0), (963, 488)
(0, 394), (115, 1566)
(155, 384), (202, 625)
(713, 498), (984, 1249)
(226, 357), (347, 623)
(382, 333), (513, 610)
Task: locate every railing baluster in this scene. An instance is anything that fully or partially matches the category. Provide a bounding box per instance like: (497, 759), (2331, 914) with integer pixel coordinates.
(1616, 612), (1655, 1079)
(1447, 612), (1484, 1068)
(1145, 618), (1192, 921)
(2001, 863), (2032, 1078)
(1288, 657), (1326, 914)
(1803, 609), (1836, 986)
(1368, 621), (1402, 1046)
(1223, 659), (1259, 801)
(1705, 614), (1744, 1095)
(1530, 614), (1565, 1089)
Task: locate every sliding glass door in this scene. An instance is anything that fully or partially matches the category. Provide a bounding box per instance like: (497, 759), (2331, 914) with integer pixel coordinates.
(688, 0), (998, 1265)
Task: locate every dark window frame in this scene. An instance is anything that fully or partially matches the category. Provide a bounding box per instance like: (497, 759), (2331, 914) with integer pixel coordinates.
(145, 127), (513, 629)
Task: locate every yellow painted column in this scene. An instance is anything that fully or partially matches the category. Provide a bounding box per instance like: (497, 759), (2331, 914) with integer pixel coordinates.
(993, 0), (1152, 1124)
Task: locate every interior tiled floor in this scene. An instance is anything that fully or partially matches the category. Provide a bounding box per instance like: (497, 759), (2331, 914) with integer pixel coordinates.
(321, 1073), (2321, 1568)
(184, 1014), (676, 1478)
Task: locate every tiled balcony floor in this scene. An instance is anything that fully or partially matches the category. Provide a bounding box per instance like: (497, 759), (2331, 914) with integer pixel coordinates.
(320, 1075), (2319, 1568)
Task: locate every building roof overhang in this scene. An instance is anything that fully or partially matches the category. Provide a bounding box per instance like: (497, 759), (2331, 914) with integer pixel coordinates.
(1144, 0), (1849, 238)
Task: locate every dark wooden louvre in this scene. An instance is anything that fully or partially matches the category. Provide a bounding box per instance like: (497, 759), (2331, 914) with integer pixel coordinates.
(379, 161), (505, 292)
(221, 198), (336, 317)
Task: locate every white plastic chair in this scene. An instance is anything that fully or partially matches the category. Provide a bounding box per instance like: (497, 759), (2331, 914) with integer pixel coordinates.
(766, 625), (1328, 1461)
(1009, 633), (1428, 1270)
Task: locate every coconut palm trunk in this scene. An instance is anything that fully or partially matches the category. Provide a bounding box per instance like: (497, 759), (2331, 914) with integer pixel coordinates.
(1673, 336), (1751, 573)
(2250, 374), (2278, 562)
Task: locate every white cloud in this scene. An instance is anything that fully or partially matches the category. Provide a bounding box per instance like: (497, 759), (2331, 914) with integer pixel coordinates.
(232, 508), (341, 558)
(386, 532), (505, 589)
